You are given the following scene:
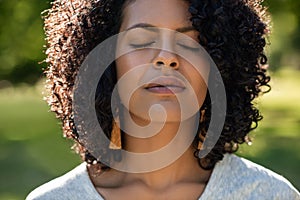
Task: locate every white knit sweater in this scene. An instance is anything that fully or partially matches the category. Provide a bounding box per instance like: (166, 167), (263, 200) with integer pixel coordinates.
(26, 154), (300, 200)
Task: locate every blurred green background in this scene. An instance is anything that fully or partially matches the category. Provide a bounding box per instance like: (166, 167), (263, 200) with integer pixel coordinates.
(0, 0), (299, 199)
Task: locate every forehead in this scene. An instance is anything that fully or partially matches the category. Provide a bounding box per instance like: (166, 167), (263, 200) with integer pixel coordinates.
(120, 0), (191, 31)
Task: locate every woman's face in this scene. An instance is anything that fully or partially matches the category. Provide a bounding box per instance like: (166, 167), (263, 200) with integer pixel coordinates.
(115, 0), (209, 123)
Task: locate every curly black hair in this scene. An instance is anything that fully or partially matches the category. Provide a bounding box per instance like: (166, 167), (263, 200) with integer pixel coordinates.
(44, 0), (270, 170)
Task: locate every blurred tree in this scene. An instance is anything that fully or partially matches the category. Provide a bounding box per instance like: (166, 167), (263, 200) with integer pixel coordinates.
(264, 0), (300, 70)
(0, 0), (50, 85)
(0, 0), (299, 85)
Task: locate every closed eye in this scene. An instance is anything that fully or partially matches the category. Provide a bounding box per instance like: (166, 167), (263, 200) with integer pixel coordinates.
(129, 41), (156, 49)
(177, 43), (200, 52)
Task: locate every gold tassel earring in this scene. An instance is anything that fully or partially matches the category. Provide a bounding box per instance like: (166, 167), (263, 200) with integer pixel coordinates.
(109, 118), (122, 149)
(198, 109), (206, 150)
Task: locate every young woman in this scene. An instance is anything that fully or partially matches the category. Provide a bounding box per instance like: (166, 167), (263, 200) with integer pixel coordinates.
(27, 0), (299, 199)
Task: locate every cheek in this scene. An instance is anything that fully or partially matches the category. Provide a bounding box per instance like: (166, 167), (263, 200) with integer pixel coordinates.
(116, 54), (135, 79)
(115, 51), (154, 78)
(115, 55), (139, 106)
(115, 52), (152, 110)
(191, 73), (208, 108)
(180, 60), (209, 106)
(195, 78), (208, 106)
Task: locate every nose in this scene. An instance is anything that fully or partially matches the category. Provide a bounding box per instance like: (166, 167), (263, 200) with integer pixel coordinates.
(152, 51), (179, 70)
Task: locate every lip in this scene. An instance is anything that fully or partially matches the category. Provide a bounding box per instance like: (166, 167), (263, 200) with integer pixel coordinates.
(144, 76), (186, 94)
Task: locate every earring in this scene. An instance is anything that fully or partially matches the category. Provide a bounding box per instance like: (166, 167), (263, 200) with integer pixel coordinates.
(109, 118), (122, 149)
(198, 109), (206, 150)
(200, 109), (205, 123)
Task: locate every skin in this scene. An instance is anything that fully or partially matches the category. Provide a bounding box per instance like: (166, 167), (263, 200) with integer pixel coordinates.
(88, 0), (212, 199)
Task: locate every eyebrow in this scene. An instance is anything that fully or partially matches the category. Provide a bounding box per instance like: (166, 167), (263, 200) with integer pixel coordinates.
(126, 23), (196, 33)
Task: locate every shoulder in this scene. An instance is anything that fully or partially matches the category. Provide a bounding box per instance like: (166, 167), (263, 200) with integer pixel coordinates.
(202, 154), (300, 199)
(26, 163), (102, 200)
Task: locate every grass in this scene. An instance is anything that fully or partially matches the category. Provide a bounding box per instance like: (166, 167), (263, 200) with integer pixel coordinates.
(237, 68), (300, 190)
(0, 83), (81, 200)
(0, 68), (299, 199)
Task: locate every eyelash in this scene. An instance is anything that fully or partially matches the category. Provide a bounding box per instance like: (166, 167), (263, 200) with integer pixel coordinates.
(129, 42), (200, 52)
(129, 41), (155, 49)
(177, 43), (200, 52)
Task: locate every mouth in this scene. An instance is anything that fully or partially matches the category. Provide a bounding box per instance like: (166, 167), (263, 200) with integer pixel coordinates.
(144, 76), (186, 94)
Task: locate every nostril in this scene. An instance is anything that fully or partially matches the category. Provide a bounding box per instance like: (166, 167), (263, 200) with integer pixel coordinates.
(156, 61), (165, 66)
(153, 57), (179, 69)
(170, 62), (178, 68)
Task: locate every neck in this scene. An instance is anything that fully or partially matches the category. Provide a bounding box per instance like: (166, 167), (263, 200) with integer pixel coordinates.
(125, 147), (211, 190)
(113, 111), (210, 189)
(121, 108), (199, 153)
